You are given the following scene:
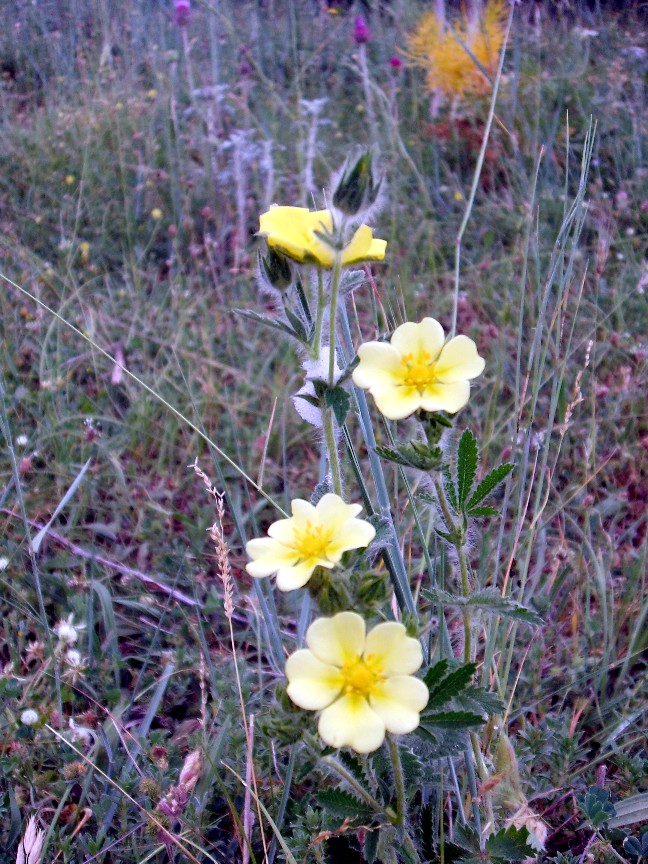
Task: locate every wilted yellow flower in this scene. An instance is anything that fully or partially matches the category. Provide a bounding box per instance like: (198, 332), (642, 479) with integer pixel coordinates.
(258, 206), (386, 268)
(286, 611), (428, 753)
(353, 318), (485, 420)
(404, 0), (506, 98)
(245, 493), (375, 591)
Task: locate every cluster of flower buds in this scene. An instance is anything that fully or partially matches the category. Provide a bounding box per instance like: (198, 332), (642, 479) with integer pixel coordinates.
(352, 15), (370, 45)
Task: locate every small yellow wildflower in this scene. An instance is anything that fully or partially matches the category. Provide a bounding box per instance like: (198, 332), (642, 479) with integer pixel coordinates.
(65, 174), (75, 185)
(404, 0), (506, 98)
(151, 208), (163, 221)
(147, 88), (158, 99)
(79, 241), (90, 262)
(245, 493), (376, 591)
(286, 611), (429, 753)
(258, 206), (386, 269)
(353, 318), (485, 420)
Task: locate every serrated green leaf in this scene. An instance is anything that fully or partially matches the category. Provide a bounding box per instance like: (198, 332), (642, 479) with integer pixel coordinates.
(465, 589), (544, 626)
(457, 429), (478, 506)
(317, 788), (375, 819)
(466, 463), (514, 509)
(466, 506), (499, 518)
(443, 464), (459, 511)
(485, 825), (533, 860)
(423, 659), (449, 691)
(457, 686), (505, 717)
(419, 710), (485, 730)
(427, 663), (476, 707)
(325, 386), (351, 426)
(421, 587), (459, 607)
(374, 442), (442, 471)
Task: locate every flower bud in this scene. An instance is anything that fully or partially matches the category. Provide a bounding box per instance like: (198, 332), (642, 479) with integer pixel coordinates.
(178, 749), (202, 792)
(173, 0), (191, 26)
(332, 150), (381, 217)
(353, 15), (370, 45)
(259, 249), (293, 292)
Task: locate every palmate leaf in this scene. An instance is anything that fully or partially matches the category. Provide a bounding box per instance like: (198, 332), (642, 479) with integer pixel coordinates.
(457, 429), (479, 506)
(317, 788), (375, 819)
(466, 462), (514, 510)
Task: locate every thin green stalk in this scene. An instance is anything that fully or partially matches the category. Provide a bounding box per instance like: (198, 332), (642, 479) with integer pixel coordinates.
(451, 3), (514, 337)
(312, 266), (326, 360)
(328, 253), (343, 386)
(387, 735), (421, 864)
(434, 478), (471, 663)
(322, 401), (343, 496)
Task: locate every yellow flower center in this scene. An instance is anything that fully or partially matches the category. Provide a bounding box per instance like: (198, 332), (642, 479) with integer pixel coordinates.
(400, 351), (437, 392)
(293, 521), (333, 562)
(341, 655), (383, 696)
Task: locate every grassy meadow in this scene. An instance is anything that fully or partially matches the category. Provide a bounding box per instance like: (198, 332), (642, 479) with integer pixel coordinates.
(0, 1), (647, 863)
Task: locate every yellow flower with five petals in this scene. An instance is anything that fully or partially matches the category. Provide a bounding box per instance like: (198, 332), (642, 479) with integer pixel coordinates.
(245, 494), (376, 592)
(352, 317), (485, 420)
(286, 611), (429, 753)
(258, 206), (386, 268)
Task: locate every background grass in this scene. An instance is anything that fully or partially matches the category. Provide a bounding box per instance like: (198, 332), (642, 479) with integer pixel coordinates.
(1, 1), (647, 862)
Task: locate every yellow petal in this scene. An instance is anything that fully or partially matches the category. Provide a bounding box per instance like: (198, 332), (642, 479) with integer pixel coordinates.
(369, 676), (429, 734)
(245, 537), (299, 578)
(285, 649), (343, 710)
(325, 518), (376, 560)
(353, 342), (402, 389)
(420, 380), (470, 413)
(391, 318), (444, 358)
(318, 692), (386, 752)
(370, 383), (423, 420)
(341, 225), (387, 265)
(306, 612), (366, 667)
(364, 622), (423, 676)
(315, 494), (363, 528)
(434, 335), (485, 382)
(276, 561), (318, 591)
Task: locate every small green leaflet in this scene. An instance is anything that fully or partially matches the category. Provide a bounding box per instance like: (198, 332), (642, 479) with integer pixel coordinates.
(317, 788), (375, 819)
(422, 587), (543, 627)
(466, 462), (514, 510)
(485, 825), (533, 861)
(425, 661), (477, 708)
(457, 428), (479, 506)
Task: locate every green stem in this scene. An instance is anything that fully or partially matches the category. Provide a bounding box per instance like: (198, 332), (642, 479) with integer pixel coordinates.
(323, 403), (343, 496)
(312, 266), (325, 360)
(433, 478), (472, 662)
(328, 252), (343, 386)
(387, 735), (421, 864)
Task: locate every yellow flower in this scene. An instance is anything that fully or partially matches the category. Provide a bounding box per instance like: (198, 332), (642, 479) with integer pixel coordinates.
(286, 611), (428, 753)
(151, 208), (163, 221)
(352, 318), (485, 420)
(404, 0), (506, 98)
(258, 206), (386, 268)
(245, 493), (376, 592)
